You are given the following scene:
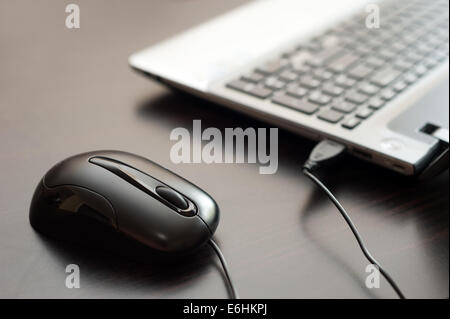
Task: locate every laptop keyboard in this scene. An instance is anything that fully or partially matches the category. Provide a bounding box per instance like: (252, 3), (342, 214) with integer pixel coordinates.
(226, 0), (449, 129)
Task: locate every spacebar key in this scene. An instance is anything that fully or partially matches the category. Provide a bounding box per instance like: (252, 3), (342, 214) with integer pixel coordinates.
(272, 94), (319, 114)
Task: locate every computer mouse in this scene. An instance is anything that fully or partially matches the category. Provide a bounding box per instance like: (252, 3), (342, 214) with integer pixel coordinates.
(29, 150), (220, 254)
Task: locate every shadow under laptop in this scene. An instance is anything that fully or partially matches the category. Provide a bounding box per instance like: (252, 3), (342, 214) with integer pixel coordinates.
(136, 89), (316, 170)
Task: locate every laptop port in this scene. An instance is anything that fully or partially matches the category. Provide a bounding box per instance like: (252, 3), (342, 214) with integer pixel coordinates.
(392, 163), (406, 172)
(352, 148), (372, 159)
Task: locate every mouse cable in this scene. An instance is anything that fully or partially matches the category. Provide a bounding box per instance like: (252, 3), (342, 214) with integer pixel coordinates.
(209, 238), (239, 299)
(302, 139), (406, 299)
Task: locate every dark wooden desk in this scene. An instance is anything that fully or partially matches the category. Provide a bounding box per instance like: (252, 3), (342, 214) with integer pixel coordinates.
(0, 0), (448, 298)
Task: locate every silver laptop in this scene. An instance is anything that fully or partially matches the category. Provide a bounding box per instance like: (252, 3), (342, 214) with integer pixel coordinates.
(129, 0), (449, 176)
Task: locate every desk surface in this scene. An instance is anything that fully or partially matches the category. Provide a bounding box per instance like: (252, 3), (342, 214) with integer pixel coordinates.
(0, 0), (448, 298)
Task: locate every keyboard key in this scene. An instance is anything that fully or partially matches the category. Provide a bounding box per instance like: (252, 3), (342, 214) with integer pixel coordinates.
(243, 86), (273, 99)
(331, 101), (357, 113)
(340, 35), (358, 48)
(354, 44), (373, 56)
(431, 51), (448, 63)
(358, 82), (379, 95)
(423, 57), (439, 69)
(393, 59), (416, 71)
(292, 63), (311, 74)
(415, 42), (435, 56)
(378, 48), (397, 60)
(345, 91), (369, 104)
(342, 117), (361, 129)
(381, 88), (397, 101)
(404, 51), (425, 63)
(403, 72), (418, 85)
(278, 70), (298, 82)
(390, 42), (408, 53)
(356, 108), (374, 119)
(425, 35), (443, 49)
(327, 52), (360, 72)
(308, 91), (332, 105)
(368, 98), (385, 110)
(307, 47), (344, 67)
(370, 67), (401, 87)
(272, 94), (319, 114)
(318, 34), (341, 48)
(290, 51), (313, 67)
(414, 64), (428, 77)
(313, 68), (334, 81)
(227, 80), (272, 99)
(347, 64), (374, 80)
(322, 84), (344, 97)
(318, 109), (344, 123)
(402, 34), (418, 45)
(365, 56), (385, 68)
(265, 77), (286, 90)
(299, 76), (321, 89)
(256, 59), (288, 75)
(365, 37), (383, 49)
(334, 74), (356, 88)
(304, 42), (322, 52)
(286, 85), (308, 98)
(377, 33), (396, 45)
(241, 72), (265, 83)
(393, 80), (408, 92)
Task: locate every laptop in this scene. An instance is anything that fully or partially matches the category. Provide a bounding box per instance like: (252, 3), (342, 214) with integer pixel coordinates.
(129, 0), (449, 176)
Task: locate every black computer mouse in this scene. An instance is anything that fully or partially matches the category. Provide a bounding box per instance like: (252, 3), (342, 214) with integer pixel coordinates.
(29, 150), (220, 254)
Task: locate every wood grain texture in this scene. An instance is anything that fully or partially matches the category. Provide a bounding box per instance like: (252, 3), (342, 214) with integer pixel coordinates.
(0, 0), (448, 298)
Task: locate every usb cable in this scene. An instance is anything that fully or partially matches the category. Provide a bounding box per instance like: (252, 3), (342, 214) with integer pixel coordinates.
(209, 238), (239, 299)
(302, 140), (406, 299)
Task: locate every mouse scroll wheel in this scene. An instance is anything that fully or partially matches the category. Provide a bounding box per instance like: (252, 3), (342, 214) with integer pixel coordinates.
(155, 186), (189, 210)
